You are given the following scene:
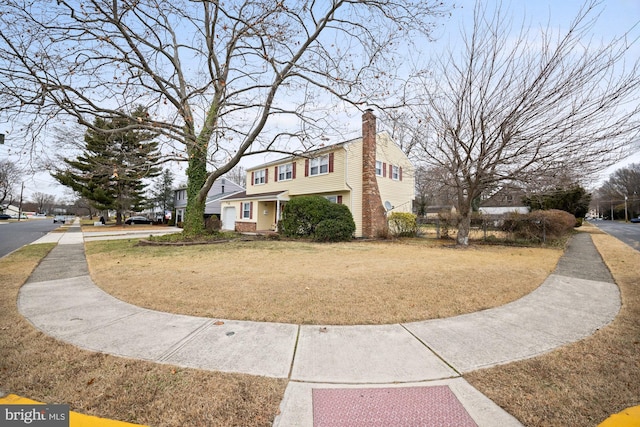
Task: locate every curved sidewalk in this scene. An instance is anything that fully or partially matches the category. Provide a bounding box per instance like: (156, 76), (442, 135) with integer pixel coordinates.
(19, 223), (620, 426)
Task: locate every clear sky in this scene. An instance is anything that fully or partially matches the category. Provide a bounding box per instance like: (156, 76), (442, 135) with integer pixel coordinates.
(2, 0), (638, 202)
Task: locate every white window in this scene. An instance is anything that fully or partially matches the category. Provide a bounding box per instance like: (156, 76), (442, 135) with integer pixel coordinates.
(310, 155), (329, 176)
(278, 163), (293, 181)
(253, 169), (266, 185)
(375, 161), (383, 176)
(391, 165), (399, 180)
(242, 202), (251, 219)
(324, 195), (342, 204)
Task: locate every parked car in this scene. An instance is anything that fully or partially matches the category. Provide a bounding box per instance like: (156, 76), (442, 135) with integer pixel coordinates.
(125, 216), (153, 225)
(0, 214), (11, 220)
(631, 216), (640, 223)
(53, 215), (66, 224)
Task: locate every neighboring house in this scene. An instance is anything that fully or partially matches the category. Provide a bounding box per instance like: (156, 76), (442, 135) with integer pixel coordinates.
(479, 186), (529, 215)
(174, 178), (244, 223)
(219, 110), (415, 238)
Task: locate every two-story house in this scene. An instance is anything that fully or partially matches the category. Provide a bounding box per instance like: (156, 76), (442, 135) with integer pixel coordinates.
(219, 110), (415, 238)
(174, 177), (244, 224)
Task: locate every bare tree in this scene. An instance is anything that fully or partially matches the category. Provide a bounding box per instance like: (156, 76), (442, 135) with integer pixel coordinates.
(0, 0), (447, 235)
(0, 159), (20, 207)
(379, 110), (424, 156)
(414, 165), (457, 216)
(596, 163), (640, 218)
(31, 192), (56, 215)
(224, 164), (247, 188)
(403, 0), (640, 245)
(71, 196), (100, 219)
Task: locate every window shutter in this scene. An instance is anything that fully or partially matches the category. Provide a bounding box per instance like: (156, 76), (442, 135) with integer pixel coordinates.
(305, 159), (309, 177)
(249, 201), (253, 219)
(251, 171), (254, 185)
(240, 202), (243, 217)
(383, 163), (387, 177)
(337, 195), (343, 204)
(274, 167), (278, 182)
(389, 164), (393, 179)
(264, 168), (268, 183)
(328, 152), (334, 173)
(399, 167), (403, 181)
(292, 162), (296, 179)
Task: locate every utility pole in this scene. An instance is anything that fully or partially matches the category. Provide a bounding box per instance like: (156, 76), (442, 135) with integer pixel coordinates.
(625, 195), (629, 222)
(18, 182), (24, 221)
(611, 203), (614, 221)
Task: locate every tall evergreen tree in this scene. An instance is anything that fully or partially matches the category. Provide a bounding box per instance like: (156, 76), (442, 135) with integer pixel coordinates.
(523, 186), (592, 218)
(53, 108), (161, 224)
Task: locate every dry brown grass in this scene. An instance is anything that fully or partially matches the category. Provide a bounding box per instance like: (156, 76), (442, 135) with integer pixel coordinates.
(85, 238), (562, 325)
(6, 225), (636, 426)
(465, 224), (640, 426)
(0, 244), (286, 427)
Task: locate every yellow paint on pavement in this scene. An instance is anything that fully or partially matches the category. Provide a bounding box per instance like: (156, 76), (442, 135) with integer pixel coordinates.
(0, 394), (146, 426)
(599, 406), (640, 427)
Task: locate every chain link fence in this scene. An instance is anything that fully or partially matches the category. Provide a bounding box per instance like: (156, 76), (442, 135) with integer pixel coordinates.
(417, 210), (577, 244)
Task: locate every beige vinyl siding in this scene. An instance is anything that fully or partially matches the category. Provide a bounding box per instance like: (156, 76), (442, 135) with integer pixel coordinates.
(375, 133), (415, 215)
(345, 140), (364, 237)
(255, 201), (277, 230)
(246, 150), (348, 196)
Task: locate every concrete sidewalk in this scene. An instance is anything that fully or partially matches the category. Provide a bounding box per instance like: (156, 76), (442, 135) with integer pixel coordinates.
(18, 222), (620, 426)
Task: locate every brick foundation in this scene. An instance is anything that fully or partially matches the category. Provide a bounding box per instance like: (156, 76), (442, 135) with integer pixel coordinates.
(235, 222), (257, 233)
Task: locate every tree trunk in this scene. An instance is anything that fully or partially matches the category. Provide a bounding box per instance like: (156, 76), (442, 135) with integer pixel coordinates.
(456, 213), (471, 246)
(456, 200), (472, 246)
(183, 151), (207, 236)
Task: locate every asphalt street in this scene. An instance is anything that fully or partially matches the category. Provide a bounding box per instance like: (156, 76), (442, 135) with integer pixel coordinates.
(590, 219), (640, 252)
(0, 218), (61, 258)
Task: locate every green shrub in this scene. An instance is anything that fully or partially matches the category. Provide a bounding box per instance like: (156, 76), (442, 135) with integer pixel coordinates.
(314, 218), (355, 242)
(279, 196), (354, 241)
(388, 212), (418, 237)
(279, 196), (330, 236)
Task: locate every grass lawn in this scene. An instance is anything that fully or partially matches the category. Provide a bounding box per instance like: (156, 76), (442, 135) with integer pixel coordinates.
(0, 244), (286, 427)
(85, 238), (562, 325)
(466, 224), (640, 426)
(1, 224), (638, 426)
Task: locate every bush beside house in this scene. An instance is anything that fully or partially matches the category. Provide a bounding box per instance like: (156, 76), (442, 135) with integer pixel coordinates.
(279, 196), (355, 242)
(388, 212), (418, 237)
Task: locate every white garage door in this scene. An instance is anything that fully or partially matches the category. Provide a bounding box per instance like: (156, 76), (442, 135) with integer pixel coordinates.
(222, 207), (236, 230)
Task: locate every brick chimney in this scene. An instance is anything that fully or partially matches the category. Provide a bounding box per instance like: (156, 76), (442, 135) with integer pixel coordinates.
(361, 109), (388, 238)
